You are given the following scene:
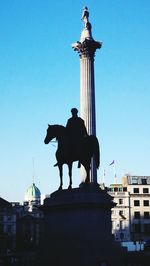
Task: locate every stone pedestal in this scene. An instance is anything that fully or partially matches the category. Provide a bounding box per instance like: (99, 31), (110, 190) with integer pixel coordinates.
(39, 184), (122, 266)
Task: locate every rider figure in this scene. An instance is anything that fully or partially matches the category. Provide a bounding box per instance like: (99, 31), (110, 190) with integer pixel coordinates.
(66, 108), (88, 158)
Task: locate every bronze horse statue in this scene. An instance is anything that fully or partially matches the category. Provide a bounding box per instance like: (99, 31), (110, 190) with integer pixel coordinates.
(44, 124), (100, 190)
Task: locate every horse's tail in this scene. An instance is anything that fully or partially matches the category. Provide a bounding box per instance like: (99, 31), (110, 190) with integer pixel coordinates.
(90, 135), (100, 169)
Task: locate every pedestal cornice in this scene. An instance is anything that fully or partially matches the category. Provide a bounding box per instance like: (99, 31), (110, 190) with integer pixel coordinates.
(41, 185), (115, 212)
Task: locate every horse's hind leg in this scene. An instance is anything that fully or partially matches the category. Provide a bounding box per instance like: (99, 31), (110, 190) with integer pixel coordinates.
(68, 163), (72, 189)
(85, 165), (90, 183)
(58, 164), (63, 190)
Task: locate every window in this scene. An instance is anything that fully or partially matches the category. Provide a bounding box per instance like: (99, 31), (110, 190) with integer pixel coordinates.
(120, 220), (123, 230)
(143, 188), (149, 193)
(134, 200), (140, 206)
(123, 187), (127, 192)
(132, 177), (138, 184)
(144, 224), (150, 235)
(133, 223), (141, 233)
(119, 210), (123, 216)
(7, 225), (12, 233)
(119, 187), (123, 192)
(144, 212), (150, 219)
(120, 232), (124, 240)
(7, 216), (11, 221)
(142, 178), (147, 185)
(119, 199), (123, 205)
(114, 187), (118, 192)
(134, 212), (140, 219)
(133, 188), (139, 193)
(144, 200), (149, 206)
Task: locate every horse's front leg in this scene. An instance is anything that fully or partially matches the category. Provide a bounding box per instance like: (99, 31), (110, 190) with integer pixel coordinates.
(85, 170), (90, 183)
(58, 164), (63, 190)
(84, 164), (90, 183)
(68, 163), (72, 189)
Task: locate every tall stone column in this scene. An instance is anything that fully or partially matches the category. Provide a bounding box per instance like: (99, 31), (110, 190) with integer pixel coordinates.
(72, 7), (102, 183)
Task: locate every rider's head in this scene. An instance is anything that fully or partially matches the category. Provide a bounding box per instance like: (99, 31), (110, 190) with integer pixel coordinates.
(71, 108), (78, 117)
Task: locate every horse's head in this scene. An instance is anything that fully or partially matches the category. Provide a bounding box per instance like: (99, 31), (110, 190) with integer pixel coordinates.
(44, 124), (56, 144)
(44, 124), (66, 144)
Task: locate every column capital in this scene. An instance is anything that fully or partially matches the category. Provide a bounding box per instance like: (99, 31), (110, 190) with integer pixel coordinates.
(72, 39), (102, 58)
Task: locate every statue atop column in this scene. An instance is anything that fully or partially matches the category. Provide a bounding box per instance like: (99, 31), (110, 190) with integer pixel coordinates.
(72, 7), (102, 57)
(80, 6), (93, 43)
(81, 6), (89, 26)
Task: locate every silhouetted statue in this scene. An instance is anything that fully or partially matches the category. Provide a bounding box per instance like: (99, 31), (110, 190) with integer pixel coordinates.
(66, 108), (88, 156)
(44, 123), (100, 190)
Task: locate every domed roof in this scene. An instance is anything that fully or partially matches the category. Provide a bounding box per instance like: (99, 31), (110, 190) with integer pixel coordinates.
(24, 183), (41, 202)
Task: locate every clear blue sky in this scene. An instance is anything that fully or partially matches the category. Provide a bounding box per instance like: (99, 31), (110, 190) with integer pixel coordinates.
(0, 0), (150, 203)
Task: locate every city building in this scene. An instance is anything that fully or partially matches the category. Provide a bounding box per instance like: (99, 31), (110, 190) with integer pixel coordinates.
(108, 175), (150, 250)
(126, 175), (150, 243)
(0, 182), (43, 265)
(17, 183), (43, 251)
(108, 181), (131, 242)
(0, 197), (17, 253)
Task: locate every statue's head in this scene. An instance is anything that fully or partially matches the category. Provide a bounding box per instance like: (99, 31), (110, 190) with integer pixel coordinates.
(84, 6), (88, 10)
(71, 108), (78, 115)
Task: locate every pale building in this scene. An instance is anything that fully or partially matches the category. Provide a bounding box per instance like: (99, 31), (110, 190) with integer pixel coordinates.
(126, 175), (150, 242)
(108, 175), (150, 249)
(108, 182), (131, 242)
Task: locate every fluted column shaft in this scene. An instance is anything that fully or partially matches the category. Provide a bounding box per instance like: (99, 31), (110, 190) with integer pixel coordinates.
(72, 35), (102, 184)
(80, 55), (97, 182)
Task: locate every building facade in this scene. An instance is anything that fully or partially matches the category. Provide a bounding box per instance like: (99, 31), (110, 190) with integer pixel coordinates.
(0, 197), (17, 253)
(0, 183), (43, 265)
(108, 175), (150, 248)
(17, 183), (43, 251)
(108, 183), (130, 242)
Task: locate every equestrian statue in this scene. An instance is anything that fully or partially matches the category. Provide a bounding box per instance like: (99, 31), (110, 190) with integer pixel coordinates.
(44, 108), (100, 190)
